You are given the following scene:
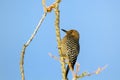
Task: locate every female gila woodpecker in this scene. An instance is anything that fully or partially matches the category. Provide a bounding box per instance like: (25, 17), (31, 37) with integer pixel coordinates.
(61, 29), (80, 79)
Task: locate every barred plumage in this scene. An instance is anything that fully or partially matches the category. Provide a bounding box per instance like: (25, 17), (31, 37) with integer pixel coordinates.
(61, 29), (80, 79)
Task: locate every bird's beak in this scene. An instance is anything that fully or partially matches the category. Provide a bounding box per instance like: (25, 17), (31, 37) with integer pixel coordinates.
(61, 29), (67, 33)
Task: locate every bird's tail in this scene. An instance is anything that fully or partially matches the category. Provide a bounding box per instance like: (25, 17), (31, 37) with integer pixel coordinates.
(65, 65), (69, 80)
(65, 62), (76, 80)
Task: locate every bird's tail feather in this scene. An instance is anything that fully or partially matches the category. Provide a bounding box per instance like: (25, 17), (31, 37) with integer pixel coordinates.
(65, 65), (69, 80)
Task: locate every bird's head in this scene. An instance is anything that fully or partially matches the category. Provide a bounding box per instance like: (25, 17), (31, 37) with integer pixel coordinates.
(61, 29), (80, 40)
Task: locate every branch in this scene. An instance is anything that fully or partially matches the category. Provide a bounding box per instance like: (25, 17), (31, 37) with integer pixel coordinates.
(42, 0), (66, 79)
(54, 1), (67, 80)
(48, 53), (60, 61)
(72, 64), (108, 80)
(20, 11), (47, 80)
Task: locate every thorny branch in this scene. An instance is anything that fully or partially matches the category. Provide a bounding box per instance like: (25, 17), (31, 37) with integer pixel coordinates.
(53, 0), (67, 80)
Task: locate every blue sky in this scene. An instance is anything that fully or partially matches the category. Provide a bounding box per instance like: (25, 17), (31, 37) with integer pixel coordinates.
(0, 0), (120, 80)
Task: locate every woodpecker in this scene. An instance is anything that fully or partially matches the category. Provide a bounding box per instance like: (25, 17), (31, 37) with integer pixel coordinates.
(61, 29), (80, 79)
